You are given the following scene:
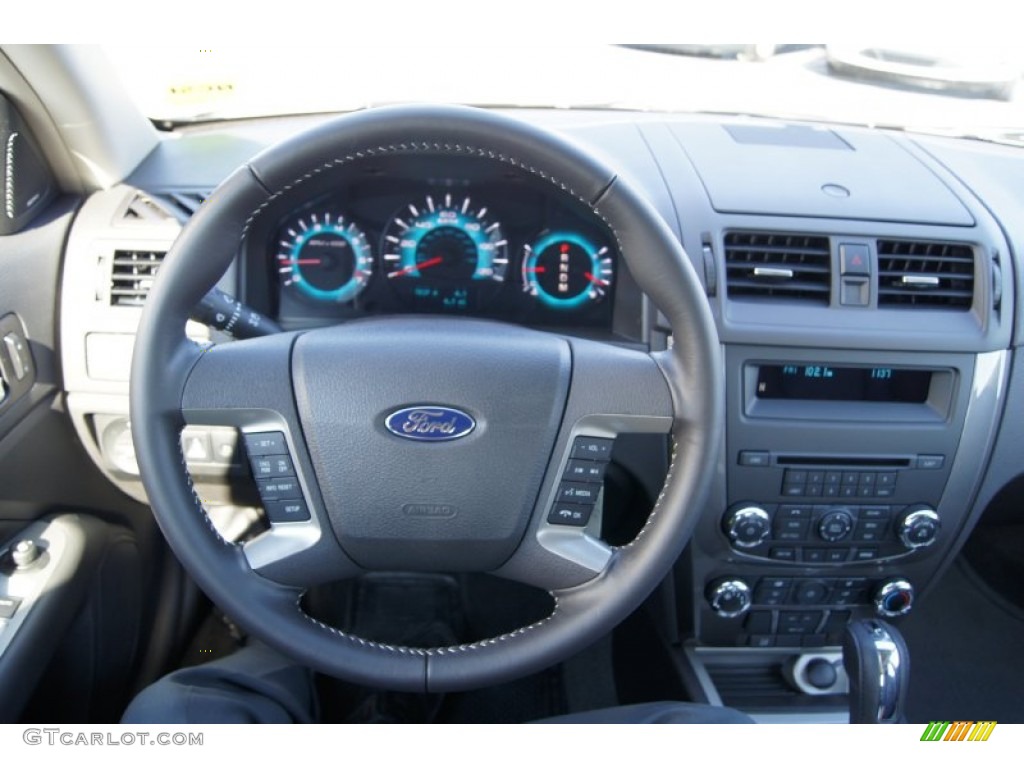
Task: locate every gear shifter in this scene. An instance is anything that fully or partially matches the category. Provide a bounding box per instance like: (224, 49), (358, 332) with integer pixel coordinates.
(842, 619), (910, 724)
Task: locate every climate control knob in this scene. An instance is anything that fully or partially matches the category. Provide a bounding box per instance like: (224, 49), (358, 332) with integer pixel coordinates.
(897, 506), (941, 550)
(874, 579), (914, 618)
(724, 505), (771, 548)
(706, 578), (752, 618)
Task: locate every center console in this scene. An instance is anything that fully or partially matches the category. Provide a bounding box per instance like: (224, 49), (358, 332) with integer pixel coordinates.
(683, 343), (1007, 717)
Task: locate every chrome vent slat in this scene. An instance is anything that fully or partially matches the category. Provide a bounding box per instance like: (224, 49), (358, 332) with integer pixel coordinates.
(109, 249), (167, 307)
(724, 231), (832, 304)
(877, 239), (974, 310)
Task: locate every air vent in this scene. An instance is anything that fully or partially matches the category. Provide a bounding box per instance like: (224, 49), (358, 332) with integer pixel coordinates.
(120, 190), (207, 224)
(724, 231), (831, 304)
(877, 240), (974, 310)
(109, 249), (166, 306)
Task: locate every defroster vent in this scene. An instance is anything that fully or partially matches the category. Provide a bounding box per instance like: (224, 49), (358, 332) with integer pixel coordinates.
(725, 231), (831, 304)
(877, 240), (974, 310)
(109, 249), (166, 307)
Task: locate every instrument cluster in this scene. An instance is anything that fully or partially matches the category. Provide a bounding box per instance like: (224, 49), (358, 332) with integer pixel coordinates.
(261, 175), (618, 330)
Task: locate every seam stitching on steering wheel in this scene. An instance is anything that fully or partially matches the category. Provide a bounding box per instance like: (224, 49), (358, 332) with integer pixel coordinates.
(295, 594), (560, 656)
(175, 339), (233, 547)
(175, 436), (233, 546)
(613, 438), (678, 551)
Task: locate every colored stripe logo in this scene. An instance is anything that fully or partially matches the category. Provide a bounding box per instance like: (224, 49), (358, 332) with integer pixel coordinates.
(920, 721), (997, 741)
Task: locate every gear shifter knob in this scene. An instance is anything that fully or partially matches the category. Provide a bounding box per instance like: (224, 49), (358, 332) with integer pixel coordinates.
(842, 619), (910, 724)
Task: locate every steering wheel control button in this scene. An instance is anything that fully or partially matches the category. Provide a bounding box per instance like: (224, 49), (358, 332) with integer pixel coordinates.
(724, 505), (771, 548)
(257, 477), (302, 501)
(0, 596), (21, 619)
(875, 579), (914, 617)
(243, 431), (287, 456)
(570, 436), (613, 461)
(547, 503), (593, 527)
(264, 499), (310, 523)
(897, 506), (941, 549)
(556, 482), (599, 504)
(563, 459), (606, 483)
(818, 509), (854, 542)
(250, 454), (295, 478)
(706, 579), (752, 618)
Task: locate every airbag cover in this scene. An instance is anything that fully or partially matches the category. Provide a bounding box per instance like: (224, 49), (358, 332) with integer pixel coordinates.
(292, 317), (570, 571)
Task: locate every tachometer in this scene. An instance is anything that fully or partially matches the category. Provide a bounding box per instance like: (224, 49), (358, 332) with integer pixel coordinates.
(522, 231), (613, 310)
(276, 211), (374, 304)
(382, 194), (507, 309)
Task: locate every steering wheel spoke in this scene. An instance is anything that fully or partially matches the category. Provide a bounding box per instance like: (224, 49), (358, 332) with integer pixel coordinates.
(180, 333), (362, 587)
(494, 339), (674, 591)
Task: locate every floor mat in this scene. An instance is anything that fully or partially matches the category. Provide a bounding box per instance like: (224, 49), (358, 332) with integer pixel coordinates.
(901, 557), (1024, 724)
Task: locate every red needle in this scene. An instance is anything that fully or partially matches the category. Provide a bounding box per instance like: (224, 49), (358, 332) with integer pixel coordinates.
(389, 255), (443, 278)
(525, 266), (547, 274)
(584, 271), (608, 286)
(290, 259), (323, 265)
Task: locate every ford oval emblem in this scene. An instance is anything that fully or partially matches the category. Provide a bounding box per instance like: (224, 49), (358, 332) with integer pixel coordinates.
(384, 406), (476, 442)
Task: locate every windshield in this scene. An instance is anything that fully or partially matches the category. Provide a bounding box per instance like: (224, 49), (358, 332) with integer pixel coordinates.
(102, 45), (1024, 142)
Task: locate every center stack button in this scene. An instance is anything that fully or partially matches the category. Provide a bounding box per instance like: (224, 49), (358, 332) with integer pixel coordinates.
(818, 507), (854, 542)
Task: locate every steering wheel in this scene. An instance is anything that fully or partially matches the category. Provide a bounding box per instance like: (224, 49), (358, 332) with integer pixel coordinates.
(130, 105), (722, 692)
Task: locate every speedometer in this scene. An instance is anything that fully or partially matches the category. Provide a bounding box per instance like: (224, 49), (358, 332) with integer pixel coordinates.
(381, 194), (507, 310)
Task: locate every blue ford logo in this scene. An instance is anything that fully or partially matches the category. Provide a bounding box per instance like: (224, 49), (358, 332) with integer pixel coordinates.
(384, 406), (476, 442)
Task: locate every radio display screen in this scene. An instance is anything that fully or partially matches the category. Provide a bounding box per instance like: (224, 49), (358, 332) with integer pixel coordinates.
(756, 364), (932, 403)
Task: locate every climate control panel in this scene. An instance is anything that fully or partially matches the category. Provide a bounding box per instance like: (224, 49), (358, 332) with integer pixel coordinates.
(723, 502), (939, 563)
(703, 575), (916, 647)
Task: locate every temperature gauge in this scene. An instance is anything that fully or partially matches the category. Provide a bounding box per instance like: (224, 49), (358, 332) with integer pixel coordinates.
(521, 231), (613, 310)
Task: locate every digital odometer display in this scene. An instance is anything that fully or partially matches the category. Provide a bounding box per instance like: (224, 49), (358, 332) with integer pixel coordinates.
(756, 365), (932, 403)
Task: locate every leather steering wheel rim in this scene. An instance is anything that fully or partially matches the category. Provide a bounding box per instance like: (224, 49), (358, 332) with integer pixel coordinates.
(130, 104), (722, 692)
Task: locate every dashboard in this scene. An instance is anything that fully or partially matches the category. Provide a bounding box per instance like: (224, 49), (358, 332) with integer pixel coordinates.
(52, 108), (1024, 717)
(240, 157), (621, 331)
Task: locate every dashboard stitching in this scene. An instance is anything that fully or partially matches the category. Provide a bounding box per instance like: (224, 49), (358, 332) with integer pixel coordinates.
(295, 594), (560, 656)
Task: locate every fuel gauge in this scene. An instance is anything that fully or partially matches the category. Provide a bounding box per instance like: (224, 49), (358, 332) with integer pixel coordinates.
(521, 231), (613, 310)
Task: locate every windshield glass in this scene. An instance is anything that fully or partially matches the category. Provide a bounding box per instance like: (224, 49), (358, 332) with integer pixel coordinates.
(102, 45), (1024, 142)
